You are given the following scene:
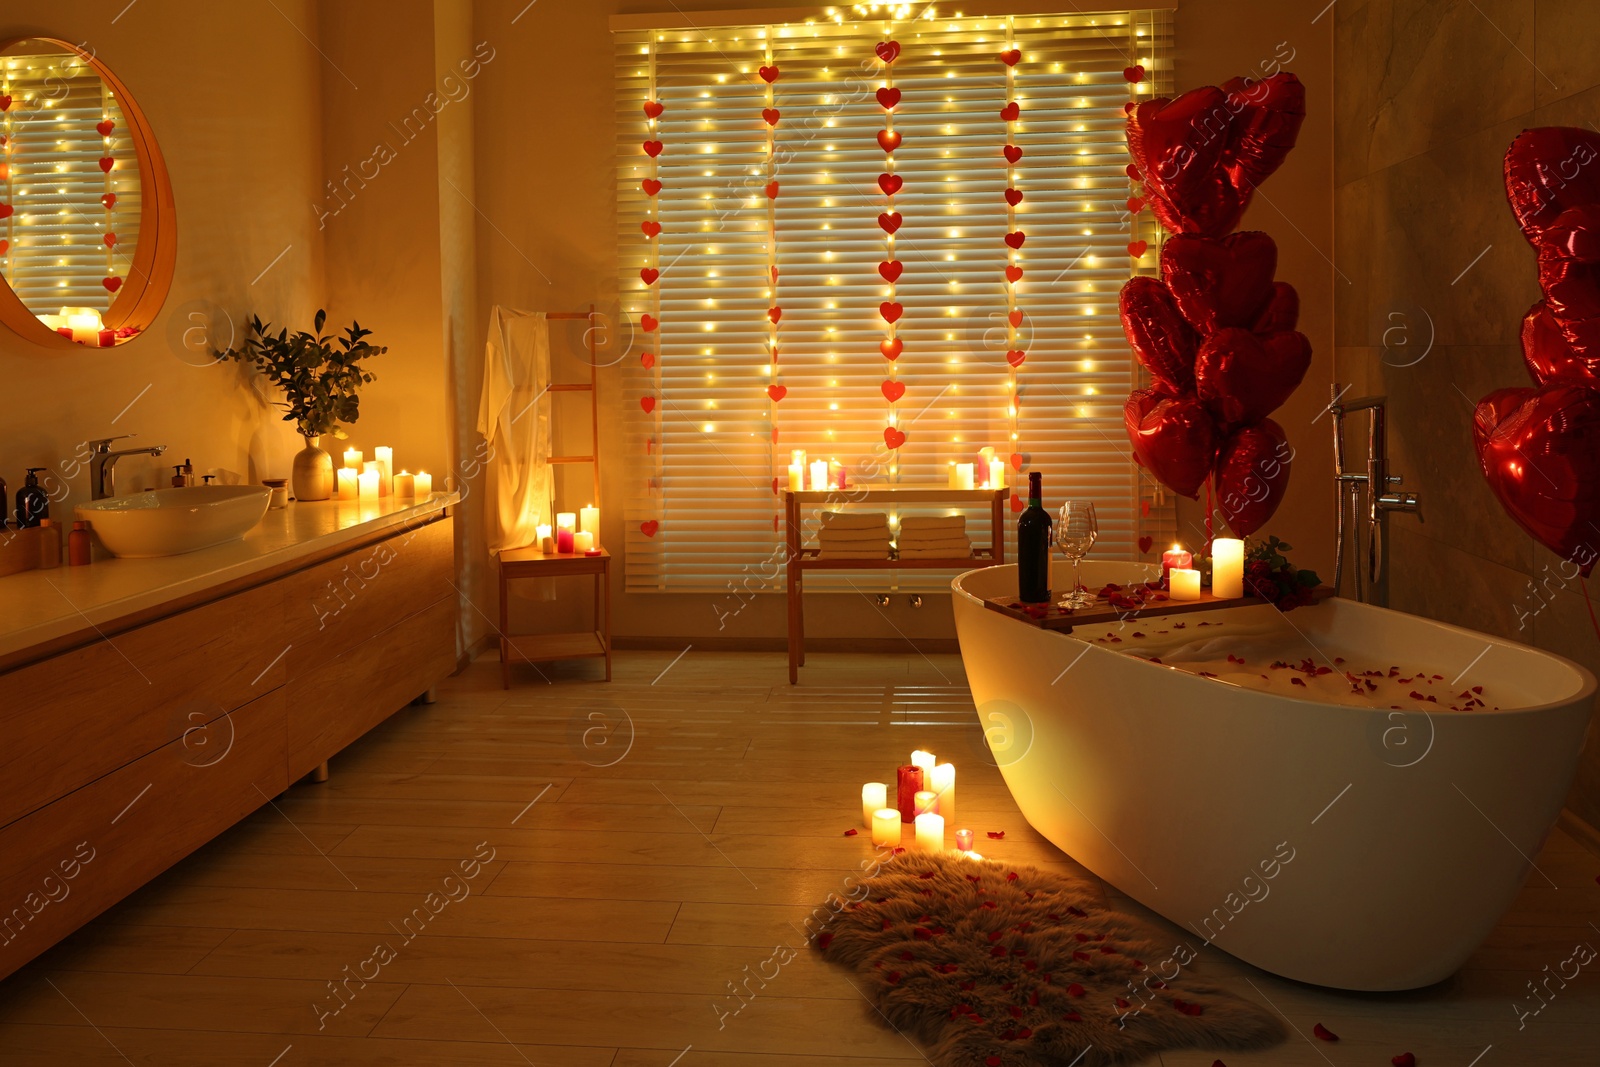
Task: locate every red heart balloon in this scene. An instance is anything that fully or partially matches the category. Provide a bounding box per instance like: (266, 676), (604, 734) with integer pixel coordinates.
(643, 100), (665, 119)
(103, 276), (122, 293)
(758, 65), (780, 83)
(881, 379), (905, 402)
(641, 396), (657, 413)
(1000, 102), (1020, 122)
(1195, 328), (1312, 427)
(641, 178), (662, 196)
(762, 108), (781, 127)
(1126, 86), (1241, 236)
(1533, 203), (1600, 357)
(1006, 350), (1026, 367)
(642, 140), (663, 158)
(1504, 127), (1600, 245)
(640, 267), (658, 284)
(1125, 388), (1219, 499)
(1253, 281), (1300, 333)
(1522, 299), (1600, 387)
(878, 260), (904, 283)
(876, 41), (901, 64)
(884, 426), (907, 449)
(878, 211), (903, 234)
(97, 119), (115, 136)
(1119, 276), (1198, 393)
(1005, 265), (1024, 283)
(1004, 188), (1024, 206)
(1161, 231), (1278, 333)
(1004, 145), (1023, 165)
(1004, 231), (1027, 249)
(767, 384), (787, 402)
(1218, 73), (1307, 190)
(877, 87), (901, 109)
(1215, 419), (1292, 536)
(880, 301), (904, 324)
(641, 220), (662, 237)
(999, 49), (1021, 66)
(0, 239), (7, 255)
(879, 173), (904, 196)
(641, 520), (660, 538)
(880, 337), (903, 360)
(878, 130), (902, 153)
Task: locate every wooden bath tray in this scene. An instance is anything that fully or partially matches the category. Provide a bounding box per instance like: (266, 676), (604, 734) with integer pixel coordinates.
(983, 587), (1332, 633)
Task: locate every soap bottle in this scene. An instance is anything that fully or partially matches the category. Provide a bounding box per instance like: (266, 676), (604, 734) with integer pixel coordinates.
(68, 520), (93, 566)
(15, 468), (49, 528)
(171, 464), (187, 488)
(38, 518), (62, 568)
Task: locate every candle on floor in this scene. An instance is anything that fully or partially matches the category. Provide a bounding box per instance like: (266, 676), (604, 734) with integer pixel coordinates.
(537, 523), (554, 554)
(1212, 538), (1245, 599)
(930, 763), (956, 828)
(580, 505), (600, 537)
(956, 463), (976, 491)
(1161, 545), (1192, 584)
(336, 467), (358, 499)
(573, 531), (595, 554)
(413, 471), (433, 497)
(861, 783), (887, 827)
(1169, 567), (1202, 601)
(871, 808), (902, 847)
(896, 764), (924, 822)
(788, 465), (804, 492)
(809, 460), (828, 492)
(394, 471), (415, 499)
(955, 828), (974, 852)
(343, 447), (362, 470)
(357, 468), (380, 501)
(988, 459), (1006, 491)
(915, 812), (945, 852)
(374, 446), (393, 496)
(556, 512), (576, 554)
(914, 790), (939, 818)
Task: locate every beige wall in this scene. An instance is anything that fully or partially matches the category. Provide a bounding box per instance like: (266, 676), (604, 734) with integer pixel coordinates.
(1334, 0), (1600, 827)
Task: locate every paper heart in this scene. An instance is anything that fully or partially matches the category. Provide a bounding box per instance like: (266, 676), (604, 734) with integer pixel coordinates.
(643, 100), (665, 119)
(767, 384), (787, 402)
(1124, 388), (1219, 499)
(1006, 350), (1026, 367)
(102, 276), (122, 293)
(97, 119), (115, 136)
(1128, 196), (1146, 213)
(101, 193), (116, 209)
(104, 233), (118, 248)
(877, 87), (902, 109)
(1126, 163), (1142, 181)
(878, 173), (904, 196)
(878, 211), (903, 234)
(1522, 299), (1600, 386)
(1005, 265), (1024, 283)
(641, 520), (659, 538)
(1215, 418), (1292, 536)
(999, 49), (1021, 66)
(639, 268), (659, 285)
(1011, 493), (1023, 513)
(0, 95), (10, 111)
(1120, 276), (1198, 394)
(0, 204), (11, 220)
(880, 337), (903, 360)
(642, 140), (663, 158)
(771, 266), (780, 282)
(1253, 281), (1300, 334)
(875, 40), (901, 64)
(1123, 65), (1146, 83)
(641, 396), (657, 413)
(98, 157), (115, 173)
(1010, 453), (1023, 471)
(641, 351), (655, 368)
(1195, 327), (1311, 427)
(0, 239), (7, 255)
(1000, 101), (1021, 122)
(1003, 145), (1023, 164)
(880, 301), (904, 324)
(1008, 310), (1023, 328)
(641, 313), (659, 331)
(769, 307), (783, 324)
(766, 181), (780, 199)
(762, 107), (781, 127)
(1161, 231), (1278, 333)
(883, 426), (906, 449)
(758, 65), (780, 83)
(1128, 240), (1148, 258)
(881, 379), (905, 402)
(1475, 383), (1600, 574)
(1004, 188), (1024, 206)
(641, 178), (662, 196)
(877, 130), (902, 153)
(1138, 536), (1154, 553)
(878, 260), (904, 283)
(641, 220), (662, 237)
(1004, 231), (1027, 249)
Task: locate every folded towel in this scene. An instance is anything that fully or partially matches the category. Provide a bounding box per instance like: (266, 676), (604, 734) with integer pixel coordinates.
(819, 526), (893, 543)
(899, 515), (967, 532)
(822, 511), (889, 530)
(897, 537), (972, 551)
(818, 539), (892, 552)
(819, 548), (893, 559)
(898, 547), (975, 560)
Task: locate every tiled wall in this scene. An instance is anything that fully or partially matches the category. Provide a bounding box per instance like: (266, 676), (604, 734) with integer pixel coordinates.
(1335, 0), (1600, 827)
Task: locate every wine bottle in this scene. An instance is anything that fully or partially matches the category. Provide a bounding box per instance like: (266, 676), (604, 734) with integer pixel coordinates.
(1017, 471), (1052, 603)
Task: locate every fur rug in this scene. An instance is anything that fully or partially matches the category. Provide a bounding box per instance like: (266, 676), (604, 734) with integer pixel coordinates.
(811, 852), (1285, 1066)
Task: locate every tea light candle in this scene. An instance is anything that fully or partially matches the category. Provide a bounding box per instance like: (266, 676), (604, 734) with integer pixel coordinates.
(788, 465), (804, 492)
(988, 459), (1005, 490)
(413, 471), (432, 497)
(871, 808), (902, 847)
(914, 790), (939, 817)
(956, 463), (976, 491)
(1170, 567), (1202, 601)
(580, 505), (600, 537)
(336, 467), (358, 499)
(394, 471), (415, 499)
(955, 828), (974, 852)
(861, 783), (887, 827)
(915, 812), (945, 852)
(809, 460), (828, 491)
(1161, 545), (1192, 583)
(537, 523), (554, 554)
(930, 763), (956, 828)
(1212, 538), (1245, 599)
(374, 446), (393, 495)
(573, 530), (595, 553)
(896, 764), (924, 822)
(343, 447), (363, 470)
(556, 512), (576, 554)
(357, 468), (380, 500)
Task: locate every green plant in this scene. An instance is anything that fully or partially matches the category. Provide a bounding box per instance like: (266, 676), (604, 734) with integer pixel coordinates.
(214, 309), (386, 438)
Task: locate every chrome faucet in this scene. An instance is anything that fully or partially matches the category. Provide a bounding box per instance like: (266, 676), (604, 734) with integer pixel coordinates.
(89, 435), (168, 500)
(1328, 387), (1422, 601)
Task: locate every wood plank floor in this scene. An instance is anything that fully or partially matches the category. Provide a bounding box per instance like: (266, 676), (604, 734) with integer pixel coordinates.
(1, 650), (1597, 1065)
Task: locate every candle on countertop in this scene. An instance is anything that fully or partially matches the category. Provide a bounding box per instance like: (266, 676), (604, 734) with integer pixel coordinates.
(67, 308), (102, 344)
(573, 530), (595, 553)
(414, 471), (432, 498)
(896, 764), (924, 822)
(374, 446), (393, 496)
(394, 471), (415, 499)
(343, 447), (363, 470)
(788, 465), (804, 492)
(97, 328), (115, 347)
(955, 828), (974, 852)
(1212, 538), (1245, 599)
(914, 790), (939, 818)
(828, 459), (843, 490)
(1170, 567), (1202, 601)
(556, 512), (576, 554)
(336, 468), (358, 499)
(956, 463), (976, 491)
(948, 461), (960, 489)
(915, 812), (945, 852)
(537, 523), (554, 554)
(1161, 545), (1193, 584)
(930, 763), (956, 828)
(363, 461), (385, 498)
(988, 459), (1005, 491)
(861, 783), (887, 827)
(871, 808), (902, 847)
(357, 468), (380, 501)
(580, 505), (600, 537)
(809, 460), (828, 492)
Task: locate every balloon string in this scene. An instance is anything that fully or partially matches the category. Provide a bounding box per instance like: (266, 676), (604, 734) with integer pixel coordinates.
(1583, 576), (1600, 645)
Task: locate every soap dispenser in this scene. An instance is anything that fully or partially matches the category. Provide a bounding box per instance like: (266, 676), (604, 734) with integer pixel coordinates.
(15, 468), (49, 528)
(171, 464), (187, 488)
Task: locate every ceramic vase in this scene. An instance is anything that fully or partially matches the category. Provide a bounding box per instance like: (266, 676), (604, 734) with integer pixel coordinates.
(291, 434), (334, 501)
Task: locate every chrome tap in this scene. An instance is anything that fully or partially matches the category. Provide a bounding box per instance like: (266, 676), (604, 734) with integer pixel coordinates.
(1328, 387), (1422, 601)
(89, 435), (168, 500)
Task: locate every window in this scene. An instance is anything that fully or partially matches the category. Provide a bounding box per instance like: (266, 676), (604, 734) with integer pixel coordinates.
(615, 9), (1174, 593)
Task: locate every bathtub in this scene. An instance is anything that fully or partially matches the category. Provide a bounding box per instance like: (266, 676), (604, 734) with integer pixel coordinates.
(951, 560), (1596, 991)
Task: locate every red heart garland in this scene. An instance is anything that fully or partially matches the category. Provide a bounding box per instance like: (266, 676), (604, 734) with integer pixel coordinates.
(641, 178), (662, 196)
(1000, 102), (1021, 122)
(98, 157), (115, 173)
(1128, 196), (1146, 213)
(641, 220), (662, 237)
(1123, 65), (1146, 83)
(758, 65), (781, 83)
(1004, 188), (1024, 206)
(880, 337), (903, 360)
(877, 87), (902, 109)
(641, 352), (656, 368)
(881, 379), (905, 402)
(766, 308), (782, 325)
(767, 384), (787, 402)
(643, 100), (665, 119)
(878, 211), (903, 234)
(999, 49), (1021, 66)
(104, 233), (118, 248)
(765, 181), (780, 199)
(1004, 231), (1027, 249)
(641, 313), (659, 331)
(1010, 453), (1024, 471)
(0, 204), (12, 220)
(641, 520), (659, 538)
(1005, 266), (1024, 283)
(879, 260), (904, 283)
(762, 108), (781, 126)
(771, 266), (780, 282)
(1126, 163), (1142, 181)
(1008, 310), (1023, 328)
(101, 193), (117, 209)
(1003, 145), (1023, 165)
(642, 140), (663, 158)
(884, 426), (907, 449)
(97, 119), (115, 136)
(640, 268), (659, 285)
(880, 301), (904, 324)
(877, 130), (902, 153)
(1128, 240), (1149, 258)
(1011, 493), (1023, 513)
(875, 41), (901, 64)
(0, 95), (10, 111)
(0, 239), (8, 256)
(640, 396), (657, 413)
(1215, 419), (1292, 536)
(1006, 350), (1026, 368)
(1124, 388), (1219, 499)
(1138, 536), (1154, 553)
(103, 276), (122, 293)
(878, 173), (904, 196)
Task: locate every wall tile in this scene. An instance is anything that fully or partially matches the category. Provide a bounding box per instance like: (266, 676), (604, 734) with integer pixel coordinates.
(1334, 1), (1371, 188)
(1334, 178), (1372, 346)
(1385, 524), (1530, 636)
(1533, 0), (1600, 108)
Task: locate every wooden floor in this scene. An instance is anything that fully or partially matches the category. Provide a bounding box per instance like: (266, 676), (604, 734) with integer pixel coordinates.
(2, 650), (1597, 1065)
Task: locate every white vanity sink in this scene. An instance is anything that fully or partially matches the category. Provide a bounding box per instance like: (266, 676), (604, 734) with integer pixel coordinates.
(75, 485), (272, 558)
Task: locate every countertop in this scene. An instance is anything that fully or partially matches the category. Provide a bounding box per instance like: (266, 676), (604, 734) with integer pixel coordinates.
(0, 493), (459, 663)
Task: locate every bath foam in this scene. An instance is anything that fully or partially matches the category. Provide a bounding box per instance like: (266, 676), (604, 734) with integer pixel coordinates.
(1079, 615), (1526, 711)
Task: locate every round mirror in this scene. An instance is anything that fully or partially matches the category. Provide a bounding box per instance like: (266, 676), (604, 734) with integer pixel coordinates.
(0, 37), (174, 349)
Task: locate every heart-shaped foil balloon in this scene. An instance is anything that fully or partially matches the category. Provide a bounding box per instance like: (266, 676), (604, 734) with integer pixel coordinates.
(1126, 86), (1244, 237)
(1124, 388), (1219, 500)
(1218, 73), (1307, 191)
(1521, 299), (1600, 387)
(1119, 276), (1197, 394)
(1214, 418), (1292, 536)
(1161, 231), (1279, 334)
(1194, 327), (1311, 428)
(1253, 281), (1300, 333)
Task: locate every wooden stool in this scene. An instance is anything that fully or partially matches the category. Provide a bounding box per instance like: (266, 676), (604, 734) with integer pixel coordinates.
(497, 546), (612, 687)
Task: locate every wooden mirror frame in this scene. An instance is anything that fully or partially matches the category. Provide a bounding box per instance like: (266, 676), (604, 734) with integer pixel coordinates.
(0, 37), (176, 350)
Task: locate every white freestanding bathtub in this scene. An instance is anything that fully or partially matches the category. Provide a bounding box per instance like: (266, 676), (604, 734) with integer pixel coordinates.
(952, 561), (1596, 990)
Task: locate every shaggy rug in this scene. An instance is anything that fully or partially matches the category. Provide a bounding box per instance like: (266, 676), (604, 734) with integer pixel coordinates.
(812, 852), (1284, 1066)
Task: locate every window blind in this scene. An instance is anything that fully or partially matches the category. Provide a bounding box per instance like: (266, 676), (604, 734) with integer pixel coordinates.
(1, 51), (142, 315)
(615, 9), (1174, 593)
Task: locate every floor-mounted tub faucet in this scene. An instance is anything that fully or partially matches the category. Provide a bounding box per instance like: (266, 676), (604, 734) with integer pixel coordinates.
(89, 434), (169, 500)
(1328, 387), (1422, 601)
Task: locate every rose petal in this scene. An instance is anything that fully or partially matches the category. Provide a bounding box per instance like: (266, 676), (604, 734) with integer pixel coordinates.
(1391, 1055), (1416, 1067)
(988, 831), (1007, 839)
(843, 828), (858, 836)
(1313, 1023), (1339, 1042)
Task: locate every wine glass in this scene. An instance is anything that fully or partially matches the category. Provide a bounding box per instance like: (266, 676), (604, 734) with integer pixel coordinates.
(1056, 500), (1099, 608)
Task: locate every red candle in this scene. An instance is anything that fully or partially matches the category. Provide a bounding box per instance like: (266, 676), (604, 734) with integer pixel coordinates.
(98, 329), (116, 347)
(1161, 545), (1193, 585)
(896, 764), (924, 823)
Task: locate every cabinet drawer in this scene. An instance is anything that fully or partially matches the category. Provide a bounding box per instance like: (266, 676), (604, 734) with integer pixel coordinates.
(282, 516), (453, 678)
(0, 689), (286, 980)
(285, 595), (455, 780)
(0, 580), (288, 828)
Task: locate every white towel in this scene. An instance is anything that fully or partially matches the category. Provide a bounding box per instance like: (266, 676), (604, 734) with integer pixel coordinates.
(899, 515), (967, 532)
(819, 526), (894, 543)
(822, 511), (889, 530)
(477, 307), (553, 553)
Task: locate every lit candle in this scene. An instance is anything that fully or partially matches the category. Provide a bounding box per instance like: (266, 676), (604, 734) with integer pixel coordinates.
(956, 463), (976, 491)
(791, 449), (807, 471)
(914, 790), (939, 817)
(1170, 567), (1202, 601)
(580, 505), (600, 537)
(896, 764), (924, 822)
(1161, 544), (1193, 583)
(343, 447), (363, 470)
(955, 828), (974, 852)
(573, 530), (595, 553)
(915, 811), (945, 852)
(357, 468), (380, 500)
(394, 471), (415, 499)
(988, 459), (1006, 491)
(413, 472), (432, 497)
(861, 782), (887, 827)
(930, 763), (956, 828)
(537, 523), (554, 554)
(788, 464), (804, 492)
(1212, 538), (1245, 599)
(809, 460), (828, 491)
(363, 460), (384, 496)
(556, 512), (576, 553)
(948, 461), (960, 489)
(374, 446), (393, 496)
(66, 308), (103, 344)
(871, 808), (902, 847)
(828, 459), (843, 490)
(336, 467), (358, 499)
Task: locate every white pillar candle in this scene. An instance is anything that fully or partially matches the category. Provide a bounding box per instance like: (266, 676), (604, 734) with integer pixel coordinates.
(374, 446), (393, 496)
(357, 468), (380, 500)
(988, 459), (1006, 490)
(791, 449), (807, 471)
(1212, 538), (1245, 599)
(788, 465), (804, 492)
(914, 812), (945, 852)
(914, 790), (939, 817)
(809, 460), (828, 491)
(580, 505), (600, 536)
(948, 461), (960, 489)
(537, 523), (554, 554)
(413, 471), (432, 498)
(956, 463), (976, 491)
(911, 750), (937, 778)
(336, 467), (358, 499)
(1170, 567), (1202, 601)
(67, 309), (103, 344)
(343, 448), (363, 470)
(363, 460), (387, 498)
(955, 828), (974, 852)
(861, 783), (887, 827)
(930, 763), (956, 828)
(393, 471), (415, 499)
(871, 808), (902, 847)
(573, 530), (595, 553)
